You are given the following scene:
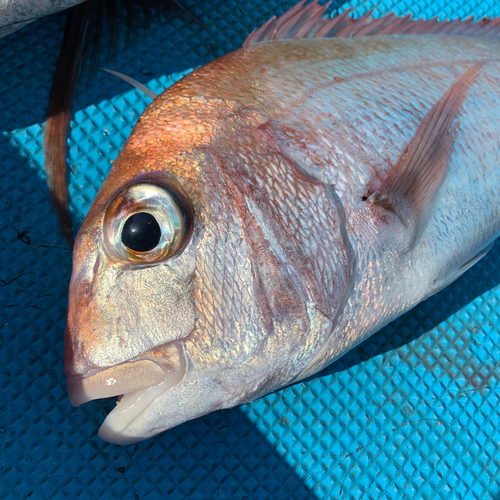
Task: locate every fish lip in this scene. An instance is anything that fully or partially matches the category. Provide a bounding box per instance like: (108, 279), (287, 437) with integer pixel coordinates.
(66, 361), (163, 407)
(97, 384), (170, 445)
(66, 341), (186, 407)
(97, 348), (187, 445)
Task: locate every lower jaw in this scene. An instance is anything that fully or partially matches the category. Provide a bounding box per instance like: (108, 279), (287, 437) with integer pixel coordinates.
(98, 378), (181, 444)
(66, 342), (187, 444)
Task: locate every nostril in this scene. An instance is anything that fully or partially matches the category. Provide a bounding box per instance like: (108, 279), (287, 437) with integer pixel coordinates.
(64, 324), (81, 377)
(77, 280), (94, 311)
(79, 280), (92, 297)
(64, 323), (91, 377)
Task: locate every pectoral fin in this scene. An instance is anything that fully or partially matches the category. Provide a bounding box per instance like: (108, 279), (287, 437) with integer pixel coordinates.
(366, 63), (483, 253)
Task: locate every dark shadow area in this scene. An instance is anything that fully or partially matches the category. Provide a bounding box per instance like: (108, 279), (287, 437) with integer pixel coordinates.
(102, 405), (319, 499)
(0, 9), (201, 136)
(0, 99), (73, 500)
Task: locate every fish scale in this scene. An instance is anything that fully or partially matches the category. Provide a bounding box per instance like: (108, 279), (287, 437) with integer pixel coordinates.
(241, 150), (344, 301)
(262, 51), (481, 202)
(191, 178), (260, 368)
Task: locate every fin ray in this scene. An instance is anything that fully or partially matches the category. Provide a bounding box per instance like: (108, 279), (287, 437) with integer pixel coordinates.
(243, 0), (500, 47)
(367, 63), (483, 251)
(101, 68), (158, 100)
(44, 3), (91, 247)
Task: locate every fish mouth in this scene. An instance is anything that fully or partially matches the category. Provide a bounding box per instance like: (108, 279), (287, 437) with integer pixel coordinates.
(66, 341), (186, 444)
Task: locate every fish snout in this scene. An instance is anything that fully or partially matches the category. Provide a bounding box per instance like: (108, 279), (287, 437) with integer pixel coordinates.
(66, 360), (165, 406)
(65, 340), (186, 407)
(63, 267), (100, 378)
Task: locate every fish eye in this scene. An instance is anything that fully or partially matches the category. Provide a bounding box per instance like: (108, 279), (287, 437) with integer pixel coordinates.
(104, 183), (186, 263)
(121, 212), (161, 252)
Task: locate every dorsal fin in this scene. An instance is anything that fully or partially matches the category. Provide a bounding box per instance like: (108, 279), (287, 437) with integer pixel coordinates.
(242, 0), (500, 47)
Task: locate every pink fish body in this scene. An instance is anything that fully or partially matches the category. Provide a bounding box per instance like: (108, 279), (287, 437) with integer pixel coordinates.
(64, 1), (500, 443)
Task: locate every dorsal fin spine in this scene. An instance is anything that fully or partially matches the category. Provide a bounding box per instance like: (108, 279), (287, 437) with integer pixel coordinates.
(243, 0), (500, 48)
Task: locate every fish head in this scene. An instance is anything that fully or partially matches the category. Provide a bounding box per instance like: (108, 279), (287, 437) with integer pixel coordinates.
(65, 93), (348, 444)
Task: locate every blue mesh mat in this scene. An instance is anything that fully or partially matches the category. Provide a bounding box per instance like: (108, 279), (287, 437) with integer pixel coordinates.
(2, 1), (500, 498)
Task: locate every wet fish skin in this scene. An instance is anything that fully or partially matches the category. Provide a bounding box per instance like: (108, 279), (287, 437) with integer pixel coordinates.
(65, 27), (500, 443)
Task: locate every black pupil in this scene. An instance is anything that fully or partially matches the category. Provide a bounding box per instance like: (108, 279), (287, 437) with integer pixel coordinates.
(121, 212), (161, 252)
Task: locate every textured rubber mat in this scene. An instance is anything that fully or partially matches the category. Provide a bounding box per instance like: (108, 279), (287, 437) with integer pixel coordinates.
(2, 1), (500, 499)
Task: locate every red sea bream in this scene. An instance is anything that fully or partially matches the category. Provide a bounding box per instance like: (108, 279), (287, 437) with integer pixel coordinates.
(63, 1), (500, 444)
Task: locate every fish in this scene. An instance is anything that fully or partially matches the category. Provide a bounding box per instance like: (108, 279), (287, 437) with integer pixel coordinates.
(63, 0), (500, 444)
(0, 0), (85, 38)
